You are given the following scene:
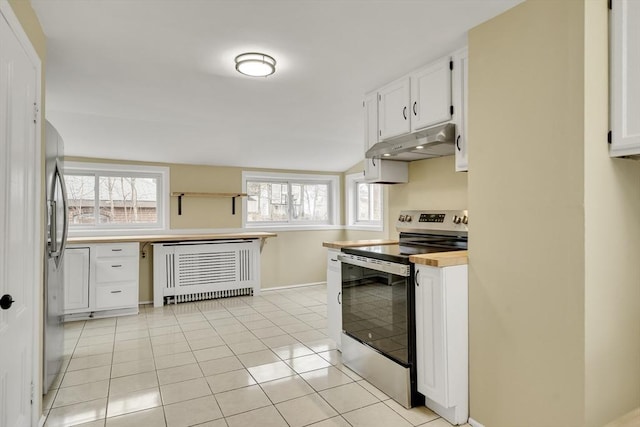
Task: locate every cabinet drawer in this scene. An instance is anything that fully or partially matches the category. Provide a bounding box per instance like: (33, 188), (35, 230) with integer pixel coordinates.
(327, 251), (341, 273)
(95, 259), (137, 283)
(95, 284), (138, 310)
(95, 243), (138, 258)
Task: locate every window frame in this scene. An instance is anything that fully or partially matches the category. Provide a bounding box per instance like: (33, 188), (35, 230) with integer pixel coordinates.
(345, 172), (384, 231)
(64, 161), (170, 235)
(242, 171), (340, 230)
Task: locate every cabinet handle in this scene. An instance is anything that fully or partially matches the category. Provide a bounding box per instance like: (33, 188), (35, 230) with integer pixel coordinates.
(111, 264), (122, 268)
(413, 101), (417, 116)
(111, 249), (122, 252)
(110, 290), (122, 294)
(330, 258), (338, 262)
(415, 270), (420, 287)
(372, 158), (376, 167)
(337, 291), (341, 304)
(456, 135), (461, 151)
(402, 106), (407, 120)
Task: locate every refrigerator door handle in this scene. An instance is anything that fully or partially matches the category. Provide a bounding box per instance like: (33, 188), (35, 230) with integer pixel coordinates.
(58, 161), (69, 260)
(49, 199), (58, 257)
(50, 161), (68, 267)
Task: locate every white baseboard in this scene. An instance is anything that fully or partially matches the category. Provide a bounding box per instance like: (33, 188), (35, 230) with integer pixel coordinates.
(468, 417), (485, 427)
(262, 282), (326, 291)
(139, 300), (153, 305)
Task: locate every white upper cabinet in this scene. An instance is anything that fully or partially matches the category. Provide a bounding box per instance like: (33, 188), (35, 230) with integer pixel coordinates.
(452, 48), (469, 172)
(363, 92), (379, 151)
(610, 0), (640, 157)
(378, 77), (411, 140)
(378, 58), (453, 141)
(364, 90), (409, 183)
(411, 57), (452, 132)
(363, 158), (408, 183)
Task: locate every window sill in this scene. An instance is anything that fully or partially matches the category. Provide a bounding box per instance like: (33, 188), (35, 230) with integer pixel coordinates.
(68, 228), (169, 237)
(243, 224), (344, 232)
(345, 224), (384, 232)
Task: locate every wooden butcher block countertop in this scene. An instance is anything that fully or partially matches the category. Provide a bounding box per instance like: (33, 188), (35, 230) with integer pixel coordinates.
(410, 250), (468, 267)
(322, 239), (398, 249)
(68, 232), (277, 244)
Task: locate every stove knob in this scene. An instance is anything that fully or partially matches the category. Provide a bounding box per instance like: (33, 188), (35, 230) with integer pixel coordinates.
(398, 215), (405, 222)
(452, 215), (462, 224)
(405, 215), (412, 222)
(462, 215), (468, 225)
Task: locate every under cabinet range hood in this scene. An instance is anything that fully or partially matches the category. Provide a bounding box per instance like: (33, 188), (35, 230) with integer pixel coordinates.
(366, 123), (456, 161)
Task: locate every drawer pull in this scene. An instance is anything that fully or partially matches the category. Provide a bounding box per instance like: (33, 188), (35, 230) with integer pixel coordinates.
(111, 249), (123, 252)
(111, 264), (123, 268)
(111, 290), (122, 294)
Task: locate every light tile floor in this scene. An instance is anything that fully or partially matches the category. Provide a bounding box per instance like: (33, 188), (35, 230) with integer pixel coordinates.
(43, 284), (468, 427)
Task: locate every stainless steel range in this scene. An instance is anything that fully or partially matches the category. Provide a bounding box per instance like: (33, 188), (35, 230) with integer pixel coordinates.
(338, 210), (468, 408)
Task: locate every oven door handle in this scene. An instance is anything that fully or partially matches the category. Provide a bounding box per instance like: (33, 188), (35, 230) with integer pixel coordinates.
(337, 254), (411, 277)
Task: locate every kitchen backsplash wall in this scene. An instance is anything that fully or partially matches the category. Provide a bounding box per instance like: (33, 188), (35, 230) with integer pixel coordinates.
(387, 155), (468, 238)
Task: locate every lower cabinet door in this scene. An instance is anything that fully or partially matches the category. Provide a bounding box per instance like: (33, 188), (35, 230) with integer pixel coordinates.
(95, 283), (138, 310)
(326, 258), (342, 349)
(415, 265), (448, 407)
(64, 247), (90, 312)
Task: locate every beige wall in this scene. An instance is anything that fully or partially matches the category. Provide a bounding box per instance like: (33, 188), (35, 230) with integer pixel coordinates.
(8, 0), (45, 60)
(468, 0), (640, 425)
(583, 1), (640, 426)
(66, 157), (346, 300)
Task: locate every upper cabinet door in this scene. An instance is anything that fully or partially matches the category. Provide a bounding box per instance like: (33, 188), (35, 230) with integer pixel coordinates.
(610, 0), (640, 157)
(363, 92), (379, 151)
(411, 57), (452, 132)
(452, 48), (469, 172)
(379, 77), (411, 140)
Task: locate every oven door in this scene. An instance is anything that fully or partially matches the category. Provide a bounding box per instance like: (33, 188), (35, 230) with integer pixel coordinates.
(338, 253), (413, 366)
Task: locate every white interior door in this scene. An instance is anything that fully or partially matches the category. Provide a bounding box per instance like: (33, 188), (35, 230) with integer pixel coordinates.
(0, 10), (39, 427)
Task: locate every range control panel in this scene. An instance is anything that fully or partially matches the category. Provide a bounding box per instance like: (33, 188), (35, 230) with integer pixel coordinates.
(396, 210), (468, 233)
(419, 213), (445, 223)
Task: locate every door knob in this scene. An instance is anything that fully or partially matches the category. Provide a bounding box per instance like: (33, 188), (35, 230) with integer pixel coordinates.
(0, 294), (14, 310)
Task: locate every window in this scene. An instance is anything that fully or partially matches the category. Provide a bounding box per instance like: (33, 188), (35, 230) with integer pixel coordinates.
(243, 171), (339, 228)
(346, 172), (383, 229)
(64, 162), (169, 232)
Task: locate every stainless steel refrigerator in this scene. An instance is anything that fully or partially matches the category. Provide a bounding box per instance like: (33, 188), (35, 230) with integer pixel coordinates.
(43, 121), (69, 394)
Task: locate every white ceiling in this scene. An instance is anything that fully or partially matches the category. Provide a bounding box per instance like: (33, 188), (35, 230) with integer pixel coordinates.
(32, 0), (522, 172)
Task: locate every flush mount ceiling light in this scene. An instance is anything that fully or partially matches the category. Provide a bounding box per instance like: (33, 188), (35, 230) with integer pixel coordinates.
(235, 52), (276, 77)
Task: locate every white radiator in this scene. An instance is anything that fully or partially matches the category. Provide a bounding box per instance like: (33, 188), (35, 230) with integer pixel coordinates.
(152, 239), (261, 307)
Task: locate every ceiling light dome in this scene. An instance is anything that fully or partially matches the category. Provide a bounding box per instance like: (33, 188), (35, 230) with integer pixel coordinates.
(235, 52), (276, 77)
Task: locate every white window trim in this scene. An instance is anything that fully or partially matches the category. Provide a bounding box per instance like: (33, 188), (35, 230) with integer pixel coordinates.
(345, 171), (384, 231)
(65, 161), (170, 236)
(242, 170), (340, 229)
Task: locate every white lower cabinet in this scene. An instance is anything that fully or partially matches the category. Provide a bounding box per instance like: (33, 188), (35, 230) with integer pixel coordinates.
(326, 249), (342, 350)
(64, 242), (140, 319)
(63, 247), (90, 312)
(415, 263), (468, 425)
